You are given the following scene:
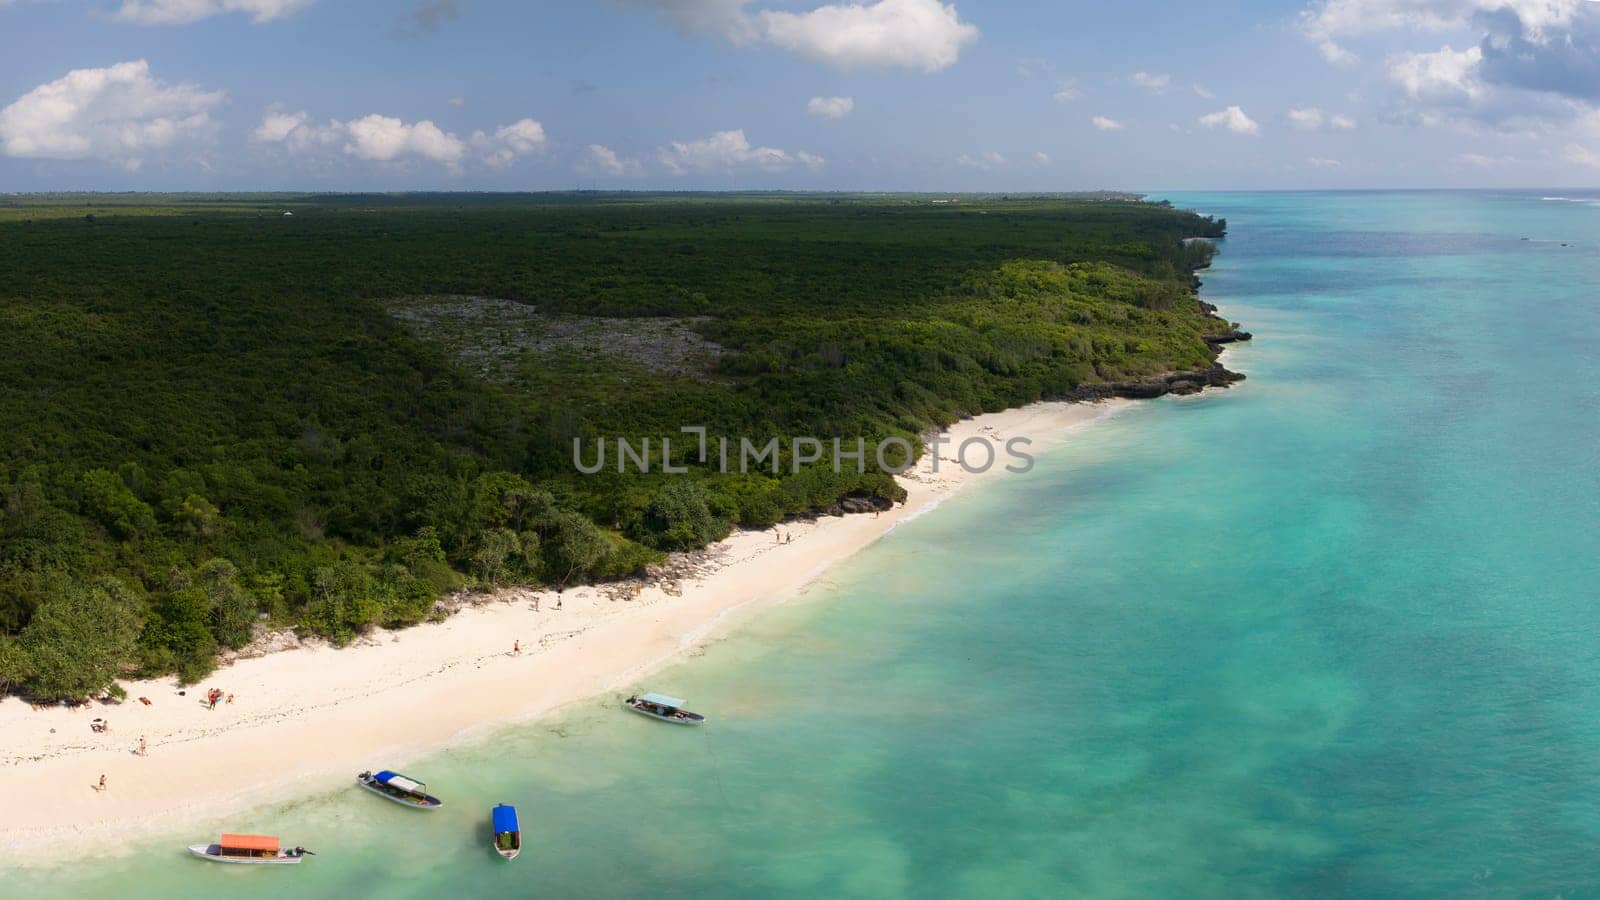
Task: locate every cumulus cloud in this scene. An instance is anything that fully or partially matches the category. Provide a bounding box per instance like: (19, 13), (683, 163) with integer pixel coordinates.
(658, 128), (813, 174)
(1033, 151), (1051, 166)
(1302, 0), (1600, 115)
(112, 0), (317, 25)
(616, 0), (979, 71)
(0, 60), (223, 165)
(472, 118), (547, 169)
(1130, 71), (1170, 93)
(1307, 156), (1343, 168)
(760, 0), (980, 71)
(956, 150), (1006, 169)
(1287, 106), (1358, 130)
(1052, 79), (1081, 102)
(807, 95), (855, 118)
(1091, 115), (1124, 131)
(1387, 45), (1485, 104)
(343, 115), (465, 163)
(1198, 105), (1261, 134)
(1193, 84), (1215, 99)
(576, 143), (643, 177)
(253, 108), (545, 169)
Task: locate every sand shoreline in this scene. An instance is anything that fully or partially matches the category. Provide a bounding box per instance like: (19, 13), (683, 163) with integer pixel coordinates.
(0, 399), (1129, 865)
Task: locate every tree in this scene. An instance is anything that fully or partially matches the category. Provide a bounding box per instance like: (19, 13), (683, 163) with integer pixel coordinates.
(472, 528), (522, 587)
(0, 635), (31, 695)
(547, 511), (609, 587)
(198, 558), (256, 650)
(641, 480), (731, 550)
(19, 577), (143, 700)
(80, 469), (157, 540)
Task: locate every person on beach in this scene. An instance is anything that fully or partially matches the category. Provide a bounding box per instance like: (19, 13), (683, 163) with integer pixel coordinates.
(137, 736), (147, 756)
(513, 640), (521, 656)
(226, 693), (234, 705)
(96, 774), (107, 791)
(555, 586), (564, 610)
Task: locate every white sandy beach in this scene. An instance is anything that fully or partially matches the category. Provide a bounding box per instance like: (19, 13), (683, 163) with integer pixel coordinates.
(0, 399), (1128, 863)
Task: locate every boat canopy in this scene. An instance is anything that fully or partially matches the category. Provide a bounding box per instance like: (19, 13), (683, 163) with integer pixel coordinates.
(639, 693), (685, 709)
(493, 805), (519, 834)
(375, 771), (425, 794)
(220, 834), (280, 853)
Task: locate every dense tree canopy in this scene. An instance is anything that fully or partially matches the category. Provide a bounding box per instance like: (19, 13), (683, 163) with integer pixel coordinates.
(0, 192), (1232, 698)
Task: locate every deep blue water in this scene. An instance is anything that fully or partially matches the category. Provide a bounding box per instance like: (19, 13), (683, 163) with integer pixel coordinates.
(9, 191), (1600, 898)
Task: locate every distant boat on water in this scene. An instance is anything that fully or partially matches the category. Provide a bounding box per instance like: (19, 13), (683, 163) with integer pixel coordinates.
(357, 770), (444, 809)
(625, 692), (706, 725)
(188, 833), (312, 865)
(491, 804), (521, 860)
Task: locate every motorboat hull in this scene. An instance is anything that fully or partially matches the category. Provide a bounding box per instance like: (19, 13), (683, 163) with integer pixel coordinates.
(187, 844), (304, 864)
(357, 774), (444, 809)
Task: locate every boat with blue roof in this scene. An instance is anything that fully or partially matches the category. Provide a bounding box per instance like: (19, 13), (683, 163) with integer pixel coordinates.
(356, 770), (444, 809)
(624, 692), (706, 725)
(491, 804), (521, 860)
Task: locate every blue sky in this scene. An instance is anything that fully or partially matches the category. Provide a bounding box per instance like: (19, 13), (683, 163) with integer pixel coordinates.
(1, 0), (1597, 191)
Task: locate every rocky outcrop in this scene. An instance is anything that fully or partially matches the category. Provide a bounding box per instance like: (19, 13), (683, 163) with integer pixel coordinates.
(1060, 363), (1246, 402)
(1204, 330), (1253, 346)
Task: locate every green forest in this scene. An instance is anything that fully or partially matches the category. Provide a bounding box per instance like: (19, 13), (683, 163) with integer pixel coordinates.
(0, 193), (1233, 699)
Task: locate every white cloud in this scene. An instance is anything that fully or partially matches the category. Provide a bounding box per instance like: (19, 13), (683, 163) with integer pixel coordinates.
(345, 114), (465, 163)
(0, 60), (223, 165)
(1198, 105), (1261, 135)
(1387, 44), (1484, 103)
(617, 0), (979, 71)
(797, 149), (826, 169)
(1052, 79), (1081, 102)
(1287, 106), (1359, 130)
(1033, 151), (1051, 165)
(1130, 71), (1170, 93)
(1193, 84), (1215, 99)
(472, 118), (547, 169)
(760, 0), (980, 71)
(1301, 0), (1583, 44)
(658, 128), (808, 173)
(254, 108), (545, 169)
(1567, 143), (1600, 167)
(1307, 156), (1343, 168)
(448, 96), (466, 109)
(253, 109), (307, 143)
(577, 143), (643, 176)
(956, 150), (1006, 169)
(1318, 40), (1361, 65)
(112, 0), (317, 25)
(807, 95), (855, 118)
(1091, 115), (1124, 131)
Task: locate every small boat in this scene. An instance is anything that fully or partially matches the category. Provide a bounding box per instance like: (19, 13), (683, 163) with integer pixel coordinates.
(624, 692), (706, 725)
(491, 803), (521, 860)
(188, 833), (312, 865)
(357, 770), (444, 809)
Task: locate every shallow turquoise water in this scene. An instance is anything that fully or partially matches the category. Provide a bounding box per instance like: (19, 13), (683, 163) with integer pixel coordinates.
(9, 192), (1600, 897)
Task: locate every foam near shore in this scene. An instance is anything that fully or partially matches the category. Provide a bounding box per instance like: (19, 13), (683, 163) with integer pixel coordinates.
(0, 399), (1128, 863)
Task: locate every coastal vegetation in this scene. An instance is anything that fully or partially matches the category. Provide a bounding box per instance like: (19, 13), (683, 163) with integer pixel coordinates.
(0, 193), (1232, 698)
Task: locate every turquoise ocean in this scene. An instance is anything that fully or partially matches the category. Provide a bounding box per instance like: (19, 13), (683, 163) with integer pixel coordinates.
(9, 191), (1600, 898)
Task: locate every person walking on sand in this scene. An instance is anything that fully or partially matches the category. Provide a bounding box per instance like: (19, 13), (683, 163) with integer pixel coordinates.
(555, 586), (564, 610)
(513, 640), (521, 656)
(137, 736), (147, 757)
(96, 774), (107, 791)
